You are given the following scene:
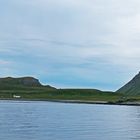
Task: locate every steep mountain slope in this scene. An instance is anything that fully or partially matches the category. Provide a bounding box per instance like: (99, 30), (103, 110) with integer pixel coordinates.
(117, 72), (140, 95)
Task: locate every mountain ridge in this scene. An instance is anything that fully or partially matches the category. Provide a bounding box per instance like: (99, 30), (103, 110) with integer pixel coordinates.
(117, 72), (140, 95)
(0, 76), (42, 87)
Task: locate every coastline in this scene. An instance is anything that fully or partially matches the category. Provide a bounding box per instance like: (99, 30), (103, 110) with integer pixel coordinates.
(1, 98), (140, 106)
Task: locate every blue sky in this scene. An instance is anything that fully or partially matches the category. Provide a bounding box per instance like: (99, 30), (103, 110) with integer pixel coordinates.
(0, 0), (140, 91)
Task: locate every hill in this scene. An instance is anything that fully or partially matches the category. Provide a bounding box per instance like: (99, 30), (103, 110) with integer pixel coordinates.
(0, 77), (41, 87)
(117, 72), (140, 95)
(0, 76), (121, 103)
(0, 77), (55, 90)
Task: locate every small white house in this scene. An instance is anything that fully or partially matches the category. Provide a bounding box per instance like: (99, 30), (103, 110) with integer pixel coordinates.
(13, 95), (21, 98)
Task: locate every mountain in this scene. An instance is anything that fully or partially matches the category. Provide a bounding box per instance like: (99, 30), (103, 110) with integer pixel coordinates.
(117, 72), (140, 95)
(0, 76), (55, 90)
(0, 77), (42, 87)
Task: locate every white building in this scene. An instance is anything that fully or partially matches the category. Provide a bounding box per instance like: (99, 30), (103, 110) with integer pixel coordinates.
(13, 95), (21, 98)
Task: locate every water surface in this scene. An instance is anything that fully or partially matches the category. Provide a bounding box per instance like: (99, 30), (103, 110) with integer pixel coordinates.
(0, 100), (140, 140)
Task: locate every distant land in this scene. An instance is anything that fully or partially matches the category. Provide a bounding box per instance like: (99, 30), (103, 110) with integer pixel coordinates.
(0, 73), (140, 105)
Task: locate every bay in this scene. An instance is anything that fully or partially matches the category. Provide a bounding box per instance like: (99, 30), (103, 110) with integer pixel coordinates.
(0, 100), (140, 140)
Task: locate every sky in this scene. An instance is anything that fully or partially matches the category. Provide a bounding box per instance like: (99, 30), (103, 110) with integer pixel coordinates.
(0, 0), (140, 91)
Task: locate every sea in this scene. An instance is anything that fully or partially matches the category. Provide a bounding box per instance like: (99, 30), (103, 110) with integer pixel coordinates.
(0, 100), (140, 140)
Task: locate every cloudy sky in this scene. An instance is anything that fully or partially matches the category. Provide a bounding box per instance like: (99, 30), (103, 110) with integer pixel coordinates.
(0, 0), (140, 91)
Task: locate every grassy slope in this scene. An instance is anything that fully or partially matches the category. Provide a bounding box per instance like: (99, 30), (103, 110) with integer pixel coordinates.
(0, 85), (124, 103)
(0, 80), (140, 103)
(117, 72), (140, 96)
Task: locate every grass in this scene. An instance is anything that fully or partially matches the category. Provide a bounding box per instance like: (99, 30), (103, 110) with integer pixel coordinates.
(1, 77), (140, 104)
(0, 88), (123, 102)
(0, 85), (140, 104)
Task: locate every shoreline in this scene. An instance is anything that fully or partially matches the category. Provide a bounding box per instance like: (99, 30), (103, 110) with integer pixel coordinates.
(1, 98), (140, 106)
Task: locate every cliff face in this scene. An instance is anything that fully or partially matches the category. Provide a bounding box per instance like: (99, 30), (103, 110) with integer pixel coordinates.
(0, 77), (42, 87)
(117, 72), (140, 95)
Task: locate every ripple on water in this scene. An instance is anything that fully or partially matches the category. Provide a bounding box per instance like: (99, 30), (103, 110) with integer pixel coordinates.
(0, 101), (140, 140)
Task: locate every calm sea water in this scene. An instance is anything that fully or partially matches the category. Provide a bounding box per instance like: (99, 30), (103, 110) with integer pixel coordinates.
(0, 100), (140, 140)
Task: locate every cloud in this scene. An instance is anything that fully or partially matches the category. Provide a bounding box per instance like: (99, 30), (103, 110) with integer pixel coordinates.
(0, 0), (140, 90)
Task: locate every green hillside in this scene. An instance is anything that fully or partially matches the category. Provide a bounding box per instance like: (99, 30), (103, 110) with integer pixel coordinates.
(117, 72), (140, 95)
(1, 76), (140, 104)
(0, 77), (122, 103)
